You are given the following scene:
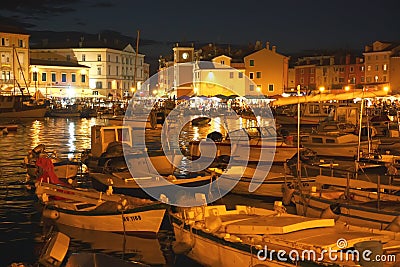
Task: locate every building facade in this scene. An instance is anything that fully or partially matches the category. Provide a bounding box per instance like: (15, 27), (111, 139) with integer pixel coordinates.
(293, 54), (365, 94)
(363, 41), (400, 93)
(244, 43), (289, 96)
(193, 56), (246, 97)
(0, 31), (30, 94)
(31, 44), (146, 98)
(29, 59), (91, 99)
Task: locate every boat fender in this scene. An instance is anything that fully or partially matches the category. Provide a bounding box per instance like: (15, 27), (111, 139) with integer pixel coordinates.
(385, 216), (400, 232)
(43, 209), (59, 220)
(320, 206), (340, 220)
(172, 241), (192, 255)
(204, 214), (222, 233)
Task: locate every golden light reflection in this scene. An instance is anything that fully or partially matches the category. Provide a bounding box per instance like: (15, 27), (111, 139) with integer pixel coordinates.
(68, 121), (76, 158)
(211, 117), (223, 134)
(193, 126), (200, 141)
(31, 120), (42, 148)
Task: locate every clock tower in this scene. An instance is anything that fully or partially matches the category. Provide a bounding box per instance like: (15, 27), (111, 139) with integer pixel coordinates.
(173, 46), (194, 63)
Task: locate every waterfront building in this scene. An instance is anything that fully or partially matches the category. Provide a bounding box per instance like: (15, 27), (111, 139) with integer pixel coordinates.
(293, 53), (365, 94)
(0, 30), (30, 94)
(29, 58), (91, 99)
(31, 42), (147, 99)
(363, 41), (400, 93)
(244, 42), (289, 96)
(193, 55), (246, 97)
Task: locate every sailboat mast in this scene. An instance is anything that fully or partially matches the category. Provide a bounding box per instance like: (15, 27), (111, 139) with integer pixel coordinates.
(133, 30), (140, 96)
(297, 85), (301, 178)
(356, 95), (365, 177)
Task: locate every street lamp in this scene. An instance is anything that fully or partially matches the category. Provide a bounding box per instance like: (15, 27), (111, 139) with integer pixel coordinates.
(319, 86), (325, 93)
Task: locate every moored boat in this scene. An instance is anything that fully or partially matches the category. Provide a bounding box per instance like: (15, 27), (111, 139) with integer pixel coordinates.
(290, 175), (400, 231)
(171, 199), (397, 267)
(189, 126), (298, 164)
(89, 170), (216, 202)
(300, 132), (380, 158)
(0, 94), (47, 118)
(36, 181), (168, 236)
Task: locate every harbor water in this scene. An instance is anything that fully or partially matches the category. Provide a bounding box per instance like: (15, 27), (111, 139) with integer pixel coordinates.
(0, 117), (279, 267)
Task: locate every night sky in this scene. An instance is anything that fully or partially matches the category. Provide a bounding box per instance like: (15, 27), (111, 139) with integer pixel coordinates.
(0, 0), (399, 54)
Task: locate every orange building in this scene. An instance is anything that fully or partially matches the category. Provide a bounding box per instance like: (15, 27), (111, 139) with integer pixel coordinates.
(244, 43), (289, 96)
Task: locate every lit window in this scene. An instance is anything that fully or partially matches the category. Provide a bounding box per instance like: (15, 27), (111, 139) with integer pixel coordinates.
(383, 64), (387, 71)
(367, 65), (371, 71)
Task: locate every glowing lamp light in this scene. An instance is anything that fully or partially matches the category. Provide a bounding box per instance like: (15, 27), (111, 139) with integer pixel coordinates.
(383, 86), (390, 92)
(345, 86), (350, 91)
(256, 86), (261, 92)
(319, 86), (325, 93)
(152, 89), (158, 95)
(207, 71), (214, 80)
(32, 66), (39, 73)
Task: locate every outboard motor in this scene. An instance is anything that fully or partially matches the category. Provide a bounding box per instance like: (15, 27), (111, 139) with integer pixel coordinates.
(206, 131), (223, 142)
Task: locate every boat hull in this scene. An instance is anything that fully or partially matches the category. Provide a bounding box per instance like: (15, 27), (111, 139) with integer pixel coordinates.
(90, 172), (214, 202)
(0, 107), (47, 118)
(190, 141), (297, 164)
(172, 221), (292, 267)
(302, 139), (380, 158)
(292, 192), (399, 230)
(43, 205), (166, 235)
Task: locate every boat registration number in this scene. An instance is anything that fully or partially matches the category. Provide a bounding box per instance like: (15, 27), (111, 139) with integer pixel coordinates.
(123, 215), (142, 221)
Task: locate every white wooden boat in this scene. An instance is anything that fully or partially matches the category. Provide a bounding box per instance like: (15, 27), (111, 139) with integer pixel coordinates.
(171, 199), (398, 267)
(300, 132), (380, 158)
(291, 175), (400, 231)
(36, 182), (167, 235)
(210, 166), (315, 198)
(189, 126), (298, 164)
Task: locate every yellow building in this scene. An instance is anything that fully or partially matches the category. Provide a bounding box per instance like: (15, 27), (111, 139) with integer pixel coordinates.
(29, 58), (92, 98)
(194, 57), (246, 97)
(0, 31), (30, 94)
(244, 43), (289, 96)
(363, 41), (400, 92)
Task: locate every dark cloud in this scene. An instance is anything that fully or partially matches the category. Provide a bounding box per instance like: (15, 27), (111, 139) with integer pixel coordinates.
(89, 2), (115, 8)
(0, 15), (36, 30)
(0, 0), (81, 16)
